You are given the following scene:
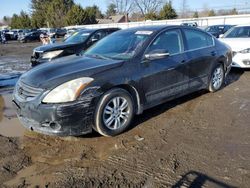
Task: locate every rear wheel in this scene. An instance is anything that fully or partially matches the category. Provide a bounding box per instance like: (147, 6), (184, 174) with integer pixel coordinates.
(209, 63), (225, 92)
(94, 88), (134, 137)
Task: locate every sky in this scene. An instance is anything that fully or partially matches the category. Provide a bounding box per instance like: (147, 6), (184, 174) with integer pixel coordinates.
(0, 0), (249, 18)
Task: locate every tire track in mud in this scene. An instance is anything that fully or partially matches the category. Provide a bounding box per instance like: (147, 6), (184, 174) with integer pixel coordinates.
(104, 154), (176, 186)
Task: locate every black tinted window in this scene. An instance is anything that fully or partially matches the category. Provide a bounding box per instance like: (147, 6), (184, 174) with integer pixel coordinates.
(92, 30), (107, 40)
(184, 29), (213, 50)
(147, 29), (183, 55)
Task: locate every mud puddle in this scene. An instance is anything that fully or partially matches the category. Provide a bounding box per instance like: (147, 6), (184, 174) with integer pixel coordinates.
(0, 94), (25, 137)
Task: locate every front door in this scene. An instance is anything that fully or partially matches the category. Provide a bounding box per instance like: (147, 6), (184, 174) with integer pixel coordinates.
(140, 29), (188, 105)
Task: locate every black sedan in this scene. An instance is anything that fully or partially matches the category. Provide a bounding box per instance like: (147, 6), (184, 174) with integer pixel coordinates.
(205, 25), (234, 38)
(19, 31), (45, 43)
(13, 25), (232, 137)
(30, 28), (120, 67)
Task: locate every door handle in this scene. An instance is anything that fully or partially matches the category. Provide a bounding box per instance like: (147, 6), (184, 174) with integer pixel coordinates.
(211, 51), (217, 56)
(180, 60), (186, 64)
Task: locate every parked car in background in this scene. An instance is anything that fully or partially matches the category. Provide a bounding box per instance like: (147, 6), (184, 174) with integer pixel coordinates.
(55, 28), (67, 38)
(0, 31), (5, 43)
(5, 30), (19, 40)
(17, 29), (33, 41)
(219, 25), (250, 68)
(31, 28), (120, 67)
(181, 22), (198, 27)
(14, 25), (232, 137)
(19, 30), (45, 43)
(39, 28), (56, 37)
(205, 25), (234, 38)
(64, 28), (81, 39)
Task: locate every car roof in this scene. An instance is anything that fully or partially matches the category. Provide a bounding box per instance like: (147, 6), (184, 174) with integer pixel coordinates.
(120, 25), (207, 34)
(77, 28), (120, 33)
(207, 24), (233, 27)
(234, 24), (250, 27)
(121, 25), (180, 32)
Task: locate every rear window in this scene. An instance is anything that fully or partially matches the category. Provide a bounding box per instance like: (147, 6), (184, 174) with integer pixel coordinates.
(183, 29), (214, 50)
(223, 26), (250, 38)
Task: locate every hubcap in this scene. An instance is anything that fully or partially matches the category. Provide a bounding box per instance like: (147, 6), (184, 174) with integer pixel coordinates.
(212, 67), (223, 90)
(103, 97), (130, 130)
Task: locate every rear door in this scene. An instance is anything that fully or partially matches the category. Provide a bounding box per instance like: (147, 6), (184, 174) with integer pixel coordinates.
(182, 28), (216, 90)
(140, 29), (188, 105)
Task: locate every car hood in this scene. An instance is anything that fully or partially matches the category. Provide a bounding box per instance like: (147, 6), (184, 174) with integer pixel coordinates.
(219, 38), (250, 51)
(19, 55), (124, 89)
(34, 42), (81, 52)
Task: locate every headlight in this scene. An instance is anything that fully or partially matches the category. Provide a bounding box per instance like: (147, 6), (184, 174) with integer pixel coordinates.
(42, 77), (94, 103)
(42, 50), (63, 59)
(239, 48), (250, 54)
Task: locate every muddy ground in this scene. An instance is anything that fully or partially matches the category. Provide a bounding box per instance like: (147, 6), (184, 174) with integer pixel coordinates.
(0, 41), (249, 188)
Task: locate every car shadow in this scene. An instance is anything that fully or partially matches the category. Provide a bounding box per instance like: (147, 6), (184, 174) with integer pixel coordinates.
(225, 68), (244, 86)
(172, 171), (237, 188)
(78, 131), (102, 138)
(130, 89), (207, 131)
(129, 68), (245, 132)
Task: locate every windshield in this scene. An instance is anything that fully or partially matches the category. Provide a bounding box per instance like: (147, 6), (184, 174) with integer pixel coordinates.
(205, 26), (220, 32)
(85, 30), (152, 60)
(223, 26), (250, 38)
(64, 30), (90, 43)
(49, 28), (56, 33)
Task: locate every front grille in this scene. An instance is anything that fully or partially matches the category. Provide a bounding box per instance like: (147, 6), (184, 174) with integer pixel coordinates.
(16, 81), (43, 100)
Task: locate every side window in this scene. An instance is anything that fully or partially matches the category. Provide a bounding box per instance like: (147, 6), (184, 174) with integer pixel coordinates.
(92, 30), (107, 41)
(108, 29), (119, 34)
(183, 29), (213, 50)
(147, 29), (183, 55)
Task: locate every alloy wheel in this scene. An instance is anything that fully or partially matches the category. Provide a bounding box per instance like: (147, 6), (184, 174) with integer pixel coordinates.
(102, 97), (130, 130)
(212, 66), (223, 90)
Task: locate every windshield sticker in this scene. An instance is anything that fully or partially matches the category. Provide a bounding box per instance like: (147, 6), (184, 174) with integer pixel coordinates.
(135, 31), (153, 35)
(81, 33), (90, 36)
(72, 32), (79, 36)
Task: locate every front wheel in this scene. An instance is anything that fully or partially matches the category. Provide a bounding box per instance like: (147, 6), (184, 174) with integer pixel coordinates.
(94, 88), (134, 137)
(208, 63), (225, 92)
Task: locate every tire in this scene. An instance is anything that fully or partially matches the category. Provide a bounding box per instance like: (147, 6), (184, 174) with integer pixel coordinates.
(94, 88), (134, 137)
(208, 63), (225, 92)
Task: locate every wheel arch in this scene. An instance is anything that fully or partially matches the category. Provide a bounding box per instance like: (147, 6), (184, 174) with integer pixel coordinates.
(216, 54), (228, 72)
(110, 84), (143, 115)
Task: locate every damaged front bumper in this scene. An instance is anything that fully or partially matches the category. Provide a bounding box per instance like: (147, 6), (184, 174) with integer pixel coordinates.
(13, 87), (101, 136)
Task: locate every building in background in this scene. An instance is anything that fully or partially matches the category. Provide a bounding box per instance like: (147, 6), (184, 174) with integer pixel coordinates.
(97, 14), (129, 24)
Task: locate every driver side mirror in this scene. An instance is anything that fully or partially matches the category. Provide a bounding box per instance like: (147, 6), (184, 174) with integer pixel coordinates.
(144, 49), (170, 60)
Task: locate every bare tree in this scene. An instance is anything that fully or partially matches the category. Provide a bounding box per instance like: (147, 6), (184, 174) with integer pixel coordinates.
(180, 0), (189, 18)
(110, 0), (134, 14)
(134, 0), (165, 17)
(199, 3), (210, 17)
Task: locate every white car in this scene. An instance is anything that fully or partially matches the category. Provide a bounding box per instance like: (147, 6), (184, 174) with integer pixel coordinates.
(219, 25), (250, 68)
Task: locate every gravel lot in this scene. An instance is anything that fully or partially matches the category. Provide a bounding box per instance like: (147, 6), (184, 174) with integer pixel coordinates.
(0, 41), (249, 187)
